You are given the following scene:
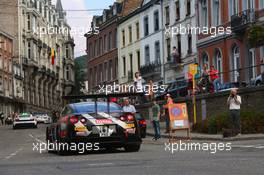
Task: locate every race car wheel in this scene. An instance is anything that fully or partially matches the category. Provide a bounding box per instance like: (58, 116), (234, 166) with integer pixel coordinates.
(124, 144), (140, 152)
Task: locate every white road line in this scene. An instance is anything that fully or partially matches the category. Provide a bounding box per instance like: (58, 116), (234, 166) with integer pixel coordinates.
(4, 148), (23, 160)
(87, 163), (114, 166)
(29, 133), (45, 144)
(232, 145), (264, 149)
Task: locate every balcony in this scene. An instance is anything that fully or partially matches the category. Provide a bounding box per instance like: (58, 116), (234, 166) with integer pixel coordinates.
(231, 9), (256, 34)
(166, 56), (183, 69)
(139, 61), (161, 79)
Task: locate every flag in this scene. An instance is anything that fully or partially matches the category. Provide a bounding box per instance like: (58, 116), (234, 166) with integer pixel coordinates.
(51, 48), (55, 65)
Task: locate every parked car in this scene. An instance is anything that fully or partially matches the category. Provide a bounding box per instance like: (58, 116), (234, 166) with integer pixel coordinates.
(34, 113), (52, 124)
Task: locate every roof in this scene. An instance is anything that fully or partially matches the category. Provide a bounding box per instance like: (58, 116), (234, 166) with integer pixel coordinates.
(56, 0), (64, 19)
(121, 0), (143, 17)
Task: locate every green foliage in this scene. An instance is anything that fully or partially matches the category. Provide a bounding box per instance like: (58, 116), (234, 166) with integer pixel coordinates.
(248, 25), (264, 48)
(193, 110), (264, 134)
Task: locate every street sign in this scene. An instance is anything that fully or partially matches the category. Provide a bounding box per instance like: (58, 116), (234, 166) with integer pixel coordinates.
(189, 64), (198, 76)
(168, 103), (190, 130)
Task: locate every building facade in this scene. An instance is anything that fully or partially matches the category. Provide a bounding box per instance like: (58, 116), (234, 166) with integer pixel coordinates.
(162, 0), (197, 83)
(0, 0), (75, 114)
(118, 0), (143, 85)
(138, 0), (163, 84)
(85, 2), (123, 92)
(197, 0), (264, 84)
(0, 30), (14, 115)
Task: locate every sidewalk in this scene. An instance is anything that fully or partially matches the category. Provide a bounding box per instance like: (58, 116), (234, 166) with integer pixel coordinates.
(146, 120), (264, 141)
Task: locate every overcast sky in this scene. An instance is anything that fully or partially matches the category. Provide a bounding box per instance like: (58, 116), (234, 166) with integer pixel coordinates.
(52, 0), (115, 58)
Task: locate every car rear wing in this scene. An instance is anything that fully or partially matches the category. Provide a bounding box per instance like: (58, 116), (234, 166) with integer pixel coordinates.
(62, 92), (144, 115)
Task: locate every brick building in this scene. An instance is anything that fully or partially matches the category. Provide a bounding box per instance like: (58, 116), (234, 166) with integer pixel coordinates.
(85, 2), (123, 92)
(0, 30), (14, 114)
(197, 0), (264, 84)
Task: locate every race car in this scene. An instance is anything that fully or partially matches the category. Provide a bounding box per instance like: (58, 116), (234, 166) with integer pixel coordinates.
(46, 101), (142, 155)
(13, 113), (38, 129)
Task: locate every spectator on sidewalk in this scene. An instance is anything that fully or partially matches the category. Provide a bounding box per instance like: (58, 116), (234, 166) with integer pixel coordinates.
(151, 99), (161, 141)
(0, 112), (4, 125)
(162, 94), (173, 133)
(134, 72), (143, 92)
(122, 98), (136, 114)
(227, 88), (242, 136)
(147, 80), (154, 102)
(210, 65), (221, 92)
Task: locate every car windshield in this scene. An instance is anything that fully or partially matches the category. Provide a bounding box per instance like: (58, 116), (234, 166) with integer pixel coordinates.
(73, 102), (123, 113)
(19, 114), (30, 118)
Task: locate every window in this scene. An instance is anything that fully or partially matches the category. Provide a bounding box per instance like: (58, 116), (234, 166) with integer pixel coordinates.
(136, 22), (140, 40)
(66, 66), (70, 80)
(243, 0), (255, 10)
(0, 55), (2, 69)
(99, 64), (103, 83)
(249, 49), (256, 80)
(145, 45), (150, 65)
(28, 42), (31, 59)
(187, 33), (192, 54)
(144, 16), (149, 36)
(175, 1), (180, 21)
(260, 0), (264, 9)
(186, 0), (191, 16)
(0, 75), (2, 92)
(108, 32), (112, 50)
(104, 62), (107, 81)
(229, 0), (239, 19)
(66, 45), (69, 58)
(200, 0), (208, 27)
(137, 51), (140, 71)
(27, 14), (31, 30)
(109, 60), (113, 80)
(104, 34), (107, 52)
(123, 57), (126, 76)
(231, 45), (240, 82)
(166, 38), (171, 62)
(154, 11), (159, 32)
(177, 34), (181, 61)
(201, 52), (209, 67)
(129, 54), (133, 77)
(99, 37), (102, 55)
(165, 6), (170, 25)
(155, 41), (160, 62)
(94, 40), (97, 56)
(212, 0), (220, 26)
(122, 30), (125, 46)
(128, 26), (132, 43)
(214, 49), (223, 82)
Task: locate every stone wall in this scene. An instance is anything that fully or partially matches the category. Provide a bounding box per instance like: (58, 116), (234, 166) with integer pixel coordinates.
(136, 86), (264, 123)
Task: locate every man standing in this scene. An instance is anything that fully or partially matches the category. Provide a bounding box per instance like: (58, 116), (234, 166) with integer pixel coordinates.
(227, 89), (242, 136)
(152, 99), (161, 140)
(0, 112), (4, 125)
(122, 98), (136, 114)
(162, 94), (173, 133)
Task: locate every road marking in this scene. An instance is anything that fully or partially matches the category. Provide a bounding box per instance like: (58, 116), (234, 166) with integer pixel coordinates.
(87, 163), (114, 166)
(5, 148), (23, 160)
(232, 144), (264, 149)
(29, 133), (45, 144)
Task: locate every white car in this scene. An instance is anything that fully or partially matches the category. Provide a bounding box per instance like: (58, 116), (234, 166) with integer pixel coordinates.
(34, 113), (51, 124)
(13, 113), (37, 129)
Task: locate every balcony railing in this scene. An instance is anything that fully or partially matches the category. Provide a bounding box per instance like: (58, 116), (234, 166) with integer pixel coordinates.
(140, 61), (161, 78)
(231, 9), (256, 33)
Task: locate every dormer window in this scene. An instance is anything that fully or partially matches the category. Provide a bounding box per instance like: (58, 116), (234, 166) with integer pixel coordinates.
(113, 4), (117, 15)
(103, 11), (106, 22)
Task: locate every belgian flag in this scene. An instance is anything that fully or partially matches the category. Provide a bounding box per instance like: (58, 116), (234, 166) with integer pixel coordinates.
(51, 48), (55, 65)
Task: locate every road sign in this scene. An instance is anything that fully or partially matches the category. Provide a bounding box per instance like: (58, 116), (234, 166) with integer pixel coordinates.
(189, 64), (198, 76)
(168, 103), (190, 130)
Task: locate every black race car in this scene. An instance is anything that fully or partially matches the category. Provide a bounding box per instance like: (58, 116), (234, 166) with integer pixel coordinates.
(46, 101), (142, 155)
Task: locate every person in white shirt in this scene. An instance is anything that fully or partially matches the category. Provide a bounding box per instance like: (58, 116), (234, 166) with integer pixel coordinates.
(227, 88), (242, 135)
(122, 99), (136, 114)
(134, 72), (143, 92)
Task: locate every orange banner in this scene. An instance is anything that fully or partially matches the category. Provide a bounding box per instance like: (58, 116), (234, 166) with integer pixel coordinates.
(168, 103), (190, 130)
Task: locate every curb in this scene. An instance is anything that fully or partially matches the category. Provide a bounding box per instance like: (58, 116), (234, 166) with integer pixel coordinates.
(146, 132), (264, 141)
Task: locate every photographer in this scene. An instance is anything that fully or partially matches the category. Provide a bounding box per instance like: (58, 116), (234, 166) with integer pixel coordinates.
(227, 89), (242, 136)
